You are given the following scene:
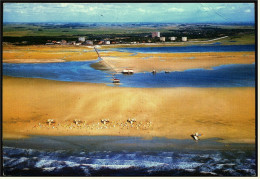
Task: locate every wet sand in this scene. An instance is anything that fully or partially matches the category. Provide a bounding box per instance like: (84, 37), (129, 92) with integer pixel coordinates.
(99, 52), (255, 73)
(3, 135), (255, 152)
(3, 76), (255, 143)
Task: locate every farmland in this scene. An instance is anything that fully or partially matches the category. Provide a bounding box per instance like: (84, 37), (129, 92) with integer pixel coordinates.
(3, 22), (255, 45)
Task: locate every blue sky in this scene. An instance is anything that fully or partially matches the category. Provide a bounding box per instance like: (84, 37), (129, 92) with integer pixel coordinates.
(3, 3), (255, 23)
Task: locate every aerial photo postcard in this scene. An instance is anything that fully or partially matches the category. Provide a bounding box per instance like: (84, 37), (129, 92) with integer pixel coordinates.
(2, 1), (256, 176)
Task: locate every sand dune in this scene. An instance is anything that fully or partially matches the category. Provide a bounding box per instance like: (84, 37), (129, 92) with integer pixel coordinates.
(3, 76), (255, 143)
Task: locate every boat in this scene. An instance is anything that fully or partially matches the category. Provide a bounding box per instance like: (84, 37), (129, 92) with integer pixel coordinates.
(113, 78), (120, 83)
(122, 69), (134, 74)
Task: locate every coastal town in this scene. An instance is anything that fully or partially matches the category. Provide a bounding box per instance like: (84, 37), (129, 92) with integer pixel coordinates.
(45, 31), (188, 46)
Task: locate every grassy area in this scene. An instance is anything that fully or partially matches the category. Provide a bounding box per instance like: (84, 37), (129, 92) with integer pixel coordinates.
(3, 23), (255, 46)
(3, 24), (172, 37)
(217, 33), (255, 45)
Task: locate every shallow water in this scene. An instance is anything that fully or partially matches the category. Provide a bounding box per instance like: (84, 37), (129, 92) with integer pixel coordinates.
(3, 62), (255, 88)
(3, 44), (255, 88)
(3, 136), (256, 176)
(115, 45), (255, 53)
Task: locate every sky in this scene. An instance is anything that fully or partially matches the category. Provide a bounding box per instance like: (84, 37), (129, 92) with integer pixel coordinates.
(3, 3), (255, 23)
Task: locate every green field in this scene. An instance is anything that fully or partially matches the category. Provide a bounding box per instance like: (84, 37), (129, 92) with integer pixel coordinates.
(3, 23), (255, 46)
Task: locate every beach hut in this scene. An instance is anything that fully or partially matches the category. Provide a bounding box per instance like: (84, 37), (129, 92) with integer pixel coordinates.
(127, 118), (136, 124)
(74, 119), (82, 125)
(101, 119), (110, 124)
(46, 119), (55, 125)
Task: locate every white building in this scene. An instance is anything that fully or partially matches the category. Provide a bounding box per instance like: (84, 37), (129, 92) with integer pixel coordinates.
(152, 32), (160, 38)
(182, 37), (188, 42)
(160, 37), (166, 42)
(104, 40), (110, 45)
(169, 37), (177, 41)
(78, 37), (86, 42)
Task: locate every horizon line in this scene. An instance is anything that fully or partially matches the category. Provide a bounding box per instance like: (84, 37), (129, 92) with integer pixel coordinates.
(3, 21), (256, 24)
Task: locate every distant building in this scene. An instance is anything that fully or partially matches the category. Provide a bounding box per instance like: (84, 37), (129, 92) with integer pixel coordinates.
(182, 37), (188, 41)
(104, 40), (110, 45)
(78, 37), (86, 42)
(61, 40), (67, 45)
(160, 37), (166, 42)
(69, 41), (76, 45)
(169, 37), (177, 41)
(152, 32), (160, 38)
(85, 40), (93, 45)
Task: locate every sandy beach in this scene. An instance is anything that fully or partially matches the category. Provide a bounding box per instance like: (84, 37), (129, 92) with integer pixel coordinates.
(3, 76), (255, 143)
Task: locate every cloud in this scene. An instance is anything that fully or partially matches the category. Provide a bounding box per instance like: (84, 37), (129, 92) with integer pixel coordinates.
(168, 7), (184, 12)
(215, 6), (225, 10)
(245, 9), (251, 13)
(59, 3), (69, 8)
(201, 6), (210, 11)
(138, 8), (146, 13)
(3, 3), (255, 23)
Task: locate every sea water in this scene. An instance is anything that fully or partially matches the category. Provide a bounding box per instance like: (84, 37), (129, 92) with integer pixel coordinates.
(3, 136), (256, 176)
(3, 62), (255, 88)
(114, 45), (255, 53)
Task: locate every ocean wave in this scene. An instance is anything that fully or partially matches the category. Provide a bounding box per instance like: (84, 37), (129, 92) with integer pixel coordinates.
(3, 146), (256, 176)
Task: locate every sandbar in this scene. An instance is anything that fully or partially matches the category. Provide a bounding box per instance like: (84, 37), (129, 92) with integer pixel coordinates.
(99, 51), (255, 73)
(3, 76), (255, 143)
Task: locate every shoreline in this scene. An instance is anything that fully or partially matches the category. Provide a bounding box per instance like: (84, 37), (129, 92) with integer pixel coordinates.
(3, 76), (255, 143)
(3, 135), (256, 151)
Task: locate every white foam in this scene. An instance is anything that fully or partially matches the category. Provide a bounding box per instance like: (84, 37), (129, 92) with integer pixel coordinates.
(35, 159), (56, 168)
(200, 171), (217, 175)
(185, 169), (196, 172)
(175, 162), (204, 169)
(43, 167), (56, 172)
(64, 161), (80, 167)
(81, 163), (134, 170)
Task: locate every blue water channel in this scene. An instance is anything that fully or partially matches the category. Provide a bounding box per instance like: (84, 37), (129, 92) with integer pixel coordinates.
(3, 45), (256, 88)
(3, 61), (255, 88)
(115, 45), (255, 53)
